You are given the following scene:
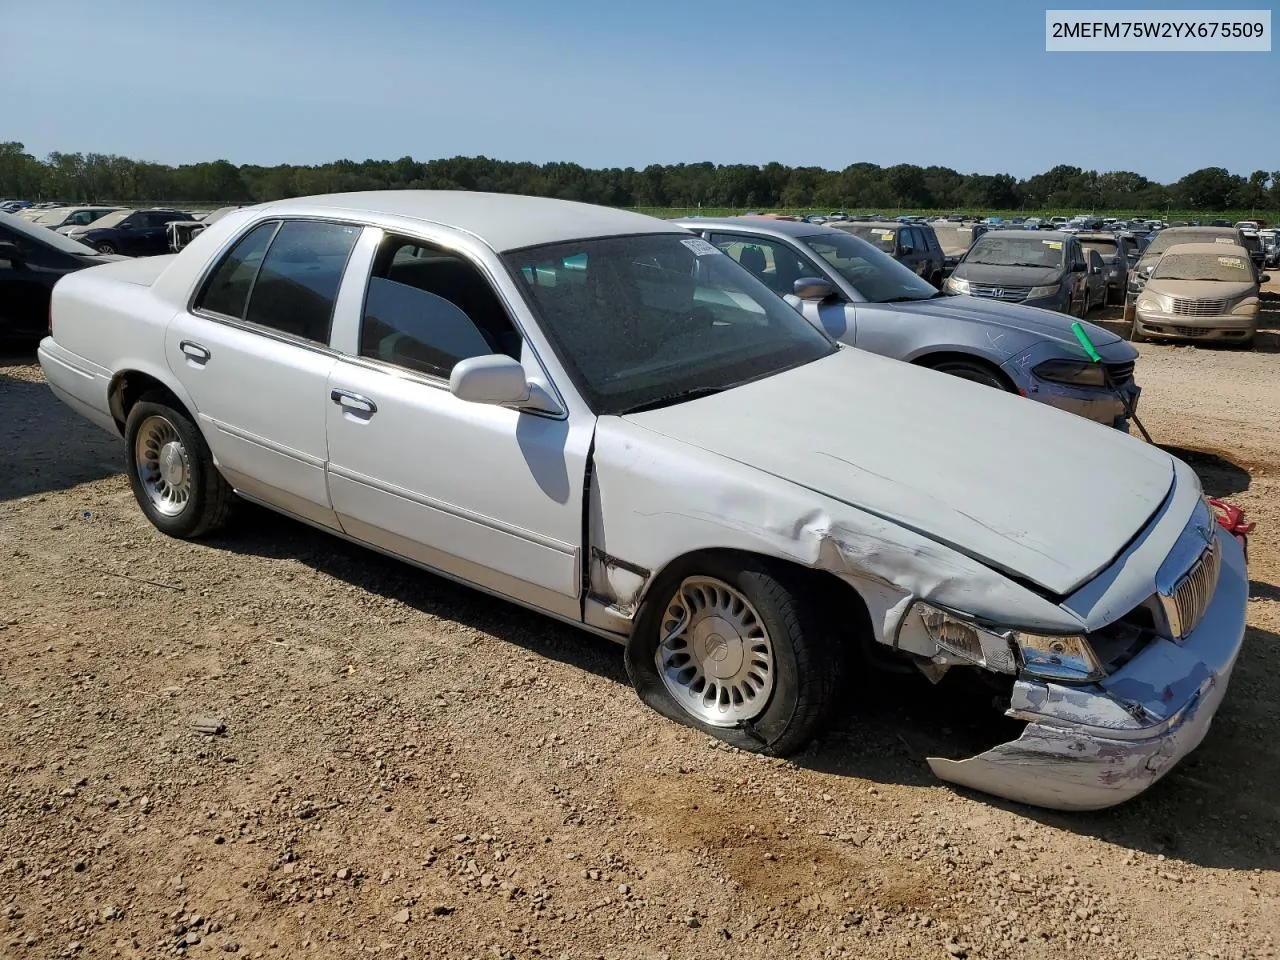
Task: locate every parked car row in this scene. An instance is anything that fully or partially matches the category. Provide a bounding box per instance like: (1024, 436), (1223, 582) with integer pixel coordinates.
(34, 190), (1248, 812)
(676, 216), (1139, 428)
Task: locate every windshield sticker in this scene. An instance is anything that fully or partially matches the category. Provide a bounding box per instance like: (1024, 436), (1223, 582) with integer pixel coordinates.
(872, 228), (893, 235)
(680, 238), (722, 257)
(1043, 241), (1063, 250)
(1214, 237), (1234, 244)
(1218, 256), (1246, 268)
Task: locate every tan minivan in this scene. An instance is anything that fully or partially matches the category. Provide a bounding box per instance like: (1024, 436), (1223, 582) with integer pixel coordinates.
(1132, 242), (1265, 347)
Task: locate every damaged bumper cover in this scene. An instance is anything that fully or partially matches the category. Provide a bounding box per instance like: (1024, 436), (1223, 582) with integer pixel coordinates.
(928, 530), (1248, 811)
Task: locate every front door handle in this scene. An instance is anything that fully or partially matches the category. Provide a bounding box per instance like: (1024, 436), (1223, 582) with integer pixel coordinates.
(330, 388), (378, 415)
(179, 340), (211, 364)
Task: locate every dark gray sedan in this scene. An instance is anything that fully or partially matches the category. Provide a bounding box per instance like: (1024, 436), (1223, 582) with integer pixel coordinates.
(675, 217), (1140, 430)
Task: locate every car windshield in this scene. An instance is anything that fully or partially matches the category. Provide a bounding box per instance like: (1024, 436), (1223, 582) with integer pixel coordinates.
(935, 227), (976, 255)
(966, 236), (1065, 268)
(85, 210), (132, 230)
(1144, 229), (1235, 258)
(504, 233), (837, 415)
(838, 225), (897, 252)
(1153, 252), (1254, 282)
(1080, 239), (1118, 258)
(0, 210), (99, 255)
(799, 231), (940, 303)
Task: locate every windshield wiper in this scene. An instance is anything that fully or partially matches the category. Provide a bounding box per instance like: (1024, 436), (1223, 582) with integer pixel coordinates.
(617, 386), (727, 415)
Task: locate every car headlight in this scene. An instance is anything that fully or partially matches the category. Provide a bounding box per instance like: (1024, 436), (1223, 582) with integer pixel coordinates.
(1031, 358), (1108, 387)
(946, 276), (970, 294)
(1231, 298), (1260, 316)
(1026, 284), (1060, 298)
(912, 603), (1104, 683)
(1137, 295), (1167, 313)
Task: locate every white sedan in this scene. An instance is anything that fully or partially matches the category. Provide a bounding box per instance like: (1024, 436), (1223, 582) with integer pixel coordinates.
(38, 191), (1247, 810)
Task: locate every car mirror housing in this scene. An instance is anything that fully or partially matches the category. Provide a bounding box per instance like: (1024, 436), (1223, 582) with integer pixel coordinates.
(450, 354), (531, 405)
(793, 277), (836, 301)
(1262, 274), (1272, 283)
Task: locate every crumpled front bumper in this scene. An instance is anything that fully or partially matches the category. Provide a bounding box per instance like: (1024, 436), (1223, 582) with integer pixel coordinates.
(928, 529), (1248, 811)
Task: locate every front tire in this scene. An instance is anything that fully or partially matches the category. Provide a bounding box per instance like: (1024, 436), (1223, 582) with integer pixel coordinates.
(1129, 315), (1149, 343)
(95, 241), (118, 255)
(926, 358), (1010, 390)
(124, 393), (233, 538)
(625, 554), (846, 756)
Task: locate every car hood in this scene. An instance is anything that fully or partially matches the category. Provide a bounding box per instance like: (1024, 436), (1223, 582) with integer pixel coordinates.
(953, 262), (1065, 287)
(621, 349), (1173, 596)
(874, 296), (1123, 350)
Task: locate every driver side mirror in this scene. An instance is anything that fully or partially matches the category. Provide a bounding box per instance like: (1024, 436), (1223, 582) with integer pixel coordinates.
(449, 354), (562, 414)
(793, 277), (836, 301)
(1262, 274), (1272, 283)
(1071, 261), (1086, 273)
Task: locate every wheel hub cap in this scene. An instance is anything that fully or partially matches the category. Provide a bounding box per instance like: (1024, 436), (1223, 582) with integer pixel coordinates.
(655, 576), (775, 727)
(159, 442), (186, 487)
(692, 618), (745, 680)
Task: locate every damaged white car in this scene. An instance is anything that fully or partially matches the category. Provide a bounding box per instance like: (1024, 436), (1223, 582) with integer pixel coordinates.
(38, 191), (1248, 811)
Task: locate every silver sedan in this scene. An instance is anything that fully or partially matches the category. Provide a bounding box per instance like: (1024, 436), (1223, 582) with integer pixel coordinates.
(675, 217), (1141, 430)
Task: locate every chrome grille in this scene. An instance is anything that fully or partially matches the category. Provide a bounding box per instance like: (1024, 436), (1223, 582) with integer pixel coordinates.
(1104, 361), (1135, 385)
(969, 283), (1030, 301)
(1160, 537), (1221, 639)
(1171, 298), (1228, 316)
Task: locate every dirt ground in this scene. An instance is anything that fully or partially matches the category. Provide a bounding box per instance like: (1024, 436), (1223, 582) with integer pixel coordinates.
(2, 309), (1278, 959)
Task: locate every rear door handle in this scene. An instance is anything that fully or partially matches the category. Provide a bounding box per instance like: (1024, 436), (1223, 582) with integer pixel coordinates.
(330, 389), (377, 415)
(179, 340), (211, 364)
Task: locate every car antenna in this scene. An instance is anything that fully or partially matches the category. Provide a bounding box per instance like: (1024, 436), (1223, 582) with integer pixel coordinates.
(1071, 321), (1153, 444)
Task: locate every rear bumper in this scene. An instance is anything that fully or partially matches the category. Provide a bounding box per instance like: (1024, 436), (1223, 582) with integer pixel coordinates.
(929, 529), (1248, 811)
(37, 337), (119, 435)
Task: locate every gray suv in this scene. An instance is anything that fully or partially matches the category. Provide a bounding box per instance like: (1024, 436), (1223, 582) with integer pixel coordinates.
(1075, 231), (1139, 305)
(945, 230), (1092, 316)
(828, 220), (947, 287)
(674, 217), (1140, 430)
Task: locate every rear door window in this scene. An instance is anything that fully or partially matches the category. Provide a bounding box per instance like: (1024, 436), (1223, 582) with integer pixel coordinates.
(243, 221), (361, 343)
(195, 221), (280, 320)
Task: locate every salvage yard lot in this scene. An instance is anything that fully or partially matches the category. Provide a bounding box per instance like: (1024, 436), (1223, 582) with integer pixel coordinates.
(1, 336), (1278, 959)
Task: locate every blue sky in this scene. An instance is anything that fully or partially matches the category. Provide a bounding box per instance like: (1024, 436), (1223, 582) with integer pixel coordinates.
(3, 0), (1274, 181)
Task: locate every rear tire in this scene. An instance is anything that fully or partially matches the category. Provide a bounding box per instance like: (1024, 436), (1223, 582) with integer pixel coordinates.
(124, 392), (234, 538)
(625, 554), (847, 756)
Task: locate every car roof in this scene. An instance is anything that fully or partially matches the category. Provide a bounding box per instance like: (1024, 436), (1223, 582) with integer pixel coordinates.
(1074, 231), (1122, 241)
(1160, 242), (1250, 256)
(976, 229), (1071, 240)
(673, 215), (851, 240)
(262, 190), (685, 251)
(673, 215), (829, 238)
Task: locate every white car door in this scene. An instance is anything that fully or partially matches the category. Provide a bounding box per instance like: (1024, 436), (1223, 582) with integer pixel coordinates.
(165, 218), (363, 529)
(324, 231), (591, 620)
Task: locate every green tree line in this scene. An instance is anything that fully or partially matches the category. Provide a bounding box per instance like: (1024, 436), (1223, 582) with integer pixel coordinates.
(2, 142), (1277, 214)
